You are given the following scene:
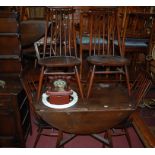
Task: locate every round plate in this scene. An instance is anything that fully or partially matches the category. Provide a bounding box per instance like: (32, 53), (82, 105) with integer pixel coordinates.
(42, 90), (78, 109)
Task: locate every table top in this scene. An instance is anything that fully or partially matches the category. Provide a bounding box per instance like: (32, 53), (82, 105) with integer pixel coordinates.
(35, 83), (136, 134)
(36, 84), (135, 111)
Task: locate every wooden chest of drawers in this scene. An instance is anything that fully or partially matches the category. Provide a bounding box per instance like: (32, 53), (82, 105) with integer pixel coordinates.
(0, 74), (31, 147)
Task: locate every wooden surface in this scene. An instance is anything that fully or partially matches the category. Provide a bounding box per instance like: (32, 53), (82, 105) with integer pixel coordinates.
(0, 74), (31, 147)
(35, 84), (135, 134)
(0, 11), (22, 74)
(21, 20), (46, 48)
(131, 109), (155, 147)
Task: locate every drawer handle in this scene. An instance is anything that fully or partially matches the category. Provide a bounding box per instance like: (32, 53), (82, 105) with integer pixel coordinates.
(0, 80), (6, 88)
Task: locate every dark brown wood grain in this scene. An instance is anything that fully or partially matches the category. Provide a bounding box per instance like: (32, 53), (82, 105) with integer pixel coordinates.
(131, 111), (155, 147)
(21, 20), (46, 48)
(0, 74), (31, 147)
(36, 84), (135, 134)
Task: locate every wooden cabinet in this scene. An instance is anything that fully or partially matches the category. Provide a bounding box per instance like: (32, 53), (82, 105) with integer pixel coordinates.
(0, 11), (31, 147)
(0, 74), (31, 147)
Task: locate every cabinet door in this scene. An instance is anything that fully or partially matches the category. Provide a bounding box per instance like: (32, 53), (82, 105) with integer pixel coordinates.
(0, 95), (19, 147)
(0, 76), (30, 147)
(0, 110), (19, 147)
(0, 110), (16, 136)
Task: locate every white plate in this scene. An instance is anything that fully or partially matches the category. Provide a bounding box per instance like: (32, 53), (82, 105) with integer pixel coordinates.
(42, 90), (78, 109)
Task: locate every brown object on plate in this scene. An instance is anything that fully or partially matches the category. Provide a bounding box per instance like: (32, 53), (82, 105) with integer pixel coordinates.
(46, 90), (73, 105)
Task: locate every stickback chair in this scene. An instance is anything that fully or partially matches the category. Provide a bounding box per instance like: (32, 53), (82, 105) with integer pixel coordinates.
(82, 10), (130, 98)
(21, 69), (58, 147)
(108, 71), (152, 147)
(36, 7), (84, 102)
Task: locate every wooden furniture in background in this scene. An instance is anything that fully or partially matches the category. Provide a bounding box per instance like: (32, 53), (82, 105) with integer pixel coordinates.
(19, 6), (46, 48)
(131, 109), (155, 147)
(0, 11), (22, 74)
(0, 74), (31, 147)
(0, 10), (31, 147)
(120, 9), (155, 81)
(19, 7), (47, 68)
(147, 15), (155, 81)
(21, 20), (46, 48)
(20, 7), (46, 21)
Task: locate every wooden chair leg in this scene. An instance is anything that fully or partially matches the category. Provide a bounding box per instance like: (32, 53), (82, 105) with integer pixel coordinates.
(74, 66), (84, 99)
(124, 128), (132, 147)
(91, 133), (111, 148)
(124, 65), (131, 96)
(86, 65), (92, 82)
(37, 66), (45, 103)
(29, 115), (33, 136)
(79, 62), (82, 80)
(86, 65), (96, 98)
(33, 127), (43, 148)
(56, 130), (63, 148)
(106, 130), (113, 147)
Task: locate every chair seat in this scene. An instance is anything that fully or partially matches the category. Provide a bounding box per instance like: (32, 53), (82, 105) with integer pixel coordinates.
(125, 38), (148, 47)
(114, 38), (148, 47)
(76, 36), (107, 45)
(87, 55), (130, 66)
(38, 56), (81, 67)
